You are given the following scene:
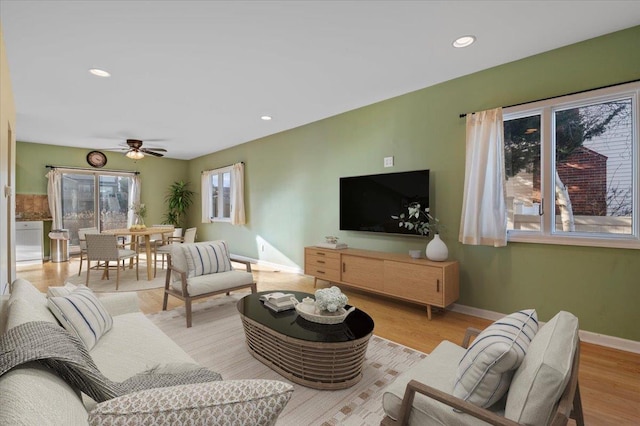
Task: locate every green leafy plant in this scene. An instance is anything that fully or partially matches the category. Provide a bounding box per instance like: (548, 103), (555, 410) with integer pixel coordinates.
(163, 181), (195, 228)
(391, 202), (442, 236)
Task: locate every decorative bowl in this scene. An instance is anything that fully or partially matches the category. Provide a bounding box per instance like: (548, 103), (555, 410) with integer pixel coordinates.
(294, 301), (355, 325)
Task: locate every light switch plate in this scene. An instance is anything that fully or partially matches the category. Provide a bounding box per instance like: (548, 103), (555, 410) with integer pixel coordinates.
(384, 156), (394, 167)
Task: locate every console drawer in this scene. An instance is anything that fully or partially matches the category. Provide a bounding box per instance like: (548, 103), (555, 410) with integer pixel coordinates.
(305, 263), (341, 282)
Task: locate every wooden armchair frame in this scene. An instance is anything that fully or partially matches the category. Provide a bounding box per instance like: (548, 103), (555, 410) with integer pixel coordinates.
(381, 328), (584, 426)
(162, 254), (257, 327)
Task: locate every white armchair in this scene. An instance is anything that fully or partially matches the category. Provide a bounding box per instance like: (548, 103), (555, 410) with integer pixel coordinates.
(381, 311), (584, 426)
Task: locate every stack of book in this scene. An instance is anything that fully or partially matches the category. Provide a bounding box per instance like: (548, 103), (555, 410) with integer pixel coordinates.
(259, 292), (296, 312)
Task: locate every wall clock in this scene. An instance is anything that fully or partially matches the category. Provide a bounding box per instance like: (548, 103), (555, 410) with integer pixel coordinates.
(87, 150), (107, 168)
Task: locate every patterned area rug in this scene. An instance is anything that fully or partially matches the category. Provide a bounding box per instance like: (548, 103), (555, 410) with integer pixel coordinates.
(66, 264), (165, 292)
(147, 295), (427, 425)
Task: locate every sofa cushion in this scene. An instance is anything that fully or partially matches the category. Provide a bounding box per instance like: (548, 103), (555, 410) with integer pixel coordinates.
(453, 309), (538, 408)
(181, 241), (233, 278)
(172, 270), (254, 296)
(383, 340), (499, 425)
(5, 298), (60, 331)
(9, 278), (47, 306)
(505, 311), (579, 425)
(90, 312), (196, 382)
(88, 379), (293, 426)
(7, 278), (59, 328)
(48, 286), (113, 350)
(0, 362), (88, 426)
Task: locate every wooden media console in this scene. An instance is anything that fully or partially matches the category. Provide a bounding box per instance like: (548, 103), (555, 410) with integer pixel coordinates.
(305, 246), (459, 320)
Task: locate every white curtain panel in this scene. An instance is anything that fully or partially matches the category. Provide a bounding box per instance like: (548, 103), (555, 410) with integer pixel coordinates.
(46, 169), (63, 229)
(127, 175), (141, 227)
(201, 170), (214, 223)
(459, 107), (507, 247)
(231, 162), (246, 225)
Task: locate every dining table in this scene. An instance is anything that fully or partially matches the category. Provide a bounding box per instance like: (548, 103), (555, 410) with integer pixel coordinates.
(102, 226), (175, 281)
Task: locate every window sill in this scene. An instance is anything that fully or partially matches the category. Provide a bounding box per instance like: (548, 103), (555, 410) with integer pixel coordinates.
(507, 232), (640, 250)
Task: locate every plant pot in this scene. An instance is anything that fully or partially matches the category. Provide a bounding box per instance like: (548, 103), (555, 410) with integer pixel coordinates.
(426, 233), (448, 261)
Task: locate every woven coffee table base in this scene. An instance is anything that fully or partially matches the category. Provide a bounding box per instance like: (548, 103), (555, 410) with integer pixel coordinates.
(239, 315), (372, 390)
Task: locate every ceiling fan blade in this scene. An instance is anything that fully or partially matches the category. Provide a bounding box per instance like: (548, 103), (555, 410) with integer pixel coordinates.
(141, 150), (164, 157)
(143, 147), (167, 152)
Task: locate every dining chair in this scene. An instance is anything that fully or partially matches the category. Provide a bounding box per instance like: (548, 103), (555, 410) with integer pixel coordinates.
(153, 227), (197, 277)
(136, 224), (166, 262)
(77, 227), (99, 276)
(85, 234), (139, 290)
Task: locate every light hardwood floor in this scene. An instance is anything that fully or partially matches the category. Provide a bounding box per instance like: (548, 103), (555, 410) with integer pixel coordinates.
(15, 258), (640, 425)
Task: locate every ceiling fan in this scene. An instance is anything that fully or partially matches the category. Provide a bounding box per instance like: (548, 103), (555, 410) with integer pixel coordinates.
(119, 139), (167, 159)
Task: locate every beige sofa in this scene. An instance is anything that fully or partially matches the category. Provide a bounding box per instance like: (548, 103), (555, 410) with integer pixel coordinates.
(0, 279), (293, 425)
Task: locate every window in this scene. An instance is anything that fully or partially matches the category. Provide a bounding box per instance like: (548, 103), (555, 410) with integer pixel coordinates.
(204, 166), (233, 222)
(504, 82), (639, 248)
(60, 171), (134, 246)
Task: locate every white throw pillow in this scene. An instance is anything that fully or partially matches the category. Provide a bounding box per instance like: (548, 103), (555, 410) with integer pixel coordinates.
(453, 309), (538, 408)
(505, 311), (579, 425)
(48, 286), (113, 350)
(47, 283), (78, 298)
(181, 241), (232, 278)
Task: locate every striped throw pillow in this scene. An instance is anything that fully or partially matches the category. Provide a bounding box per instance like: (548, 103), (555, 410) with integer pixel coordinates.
(181, 241), (233, 278)
(47, 286), (113, 350)
(453, 309), (538, 408)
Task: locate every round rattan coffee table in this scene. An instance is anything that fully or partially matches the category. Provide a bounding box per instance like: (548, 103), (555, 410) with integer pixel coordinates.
(237, 291), (374, 390)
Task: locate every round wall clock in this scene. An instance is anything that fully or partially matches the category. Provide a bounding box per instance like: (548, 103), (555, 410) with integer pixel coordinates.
(87, 150), (107, 168)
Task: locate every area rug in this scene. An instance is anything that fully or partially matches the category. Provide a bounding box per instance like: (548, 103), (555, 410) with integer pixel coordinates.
(66, 265), (166, 292)
(147, 295), (427, 425)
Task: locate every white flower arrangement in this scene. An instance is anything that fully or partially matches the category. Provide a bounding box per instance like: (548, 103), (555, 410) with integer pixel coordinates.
(314, 286), (348, 313)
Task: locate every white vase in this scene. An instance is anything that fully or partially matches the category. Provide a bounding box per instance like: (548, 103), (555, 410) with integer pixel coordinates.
(426, 233), (448, 261)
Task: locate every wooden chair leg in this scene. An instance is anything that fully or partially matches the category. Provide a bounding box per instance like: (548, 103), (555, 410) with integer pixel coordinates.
(572, 382), (585, 426)
(162, 291), (169, 311)
(251, 283), (257, 293)
(116, 263), (120, 291)
(135, 256), (139, 281)
(78, 253), (83, 276)
(186, 298), (193, 328)
(86, 262), (90, 285)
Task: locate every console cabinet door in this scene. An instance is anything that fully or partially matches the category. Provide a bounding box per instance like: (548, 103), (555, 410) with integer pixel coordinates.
(384, 261), (443, 305)
(341, 255), (384, 291)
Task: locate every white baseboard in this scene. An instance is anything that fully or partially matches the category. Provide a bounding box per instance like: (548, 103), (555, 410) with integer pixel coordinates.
(230, 254), (304, 275)
(450, 303), (640, 354)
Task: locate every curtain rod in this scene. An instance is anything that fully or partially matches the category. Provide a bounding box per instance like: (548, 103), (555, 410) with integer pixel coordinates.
(458, 78), (640, 118)
(46, 165), (140, 175)
(201, 161), (244, 174)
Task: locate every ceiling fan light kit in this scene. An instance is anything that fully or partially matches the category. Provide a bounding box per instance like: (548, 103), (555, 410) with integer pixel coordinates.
(112, 138), (168, 160)
(126, 150), (145, 160)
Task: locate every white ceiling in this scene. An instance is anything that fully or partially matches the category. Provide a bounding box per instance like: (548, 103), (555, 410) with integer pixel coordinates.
(2, 1), (639, 160)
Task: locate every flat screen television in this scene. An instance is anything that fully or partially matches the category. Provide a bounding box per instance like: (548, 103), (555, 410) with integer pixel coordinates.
(340, 169), (430, 236)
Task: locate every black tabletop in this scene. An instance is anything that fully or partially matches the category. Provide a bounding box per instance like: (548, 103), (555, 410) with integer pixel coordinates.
(236, 291), (374, 343)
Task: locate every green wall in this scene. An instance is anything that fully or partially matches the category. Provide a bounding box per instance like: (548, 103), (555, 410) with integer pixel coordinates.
(189, 26), (640, 340)
(15, 27), (640, 341)
(16, 142), (189, 255)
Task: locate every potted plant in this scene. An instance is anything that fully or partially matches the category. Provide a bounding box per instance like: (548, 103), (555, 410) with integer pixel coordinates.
(164, 181), (195, 228)
(392, 202), (448, 261)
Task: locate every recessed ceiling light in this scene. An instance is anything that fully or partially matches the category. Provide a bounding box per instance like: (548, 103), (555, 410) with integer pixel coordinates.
(261, 115), (272, 121)
(89, 68), (111, 77)
(453, 35), (476, 48)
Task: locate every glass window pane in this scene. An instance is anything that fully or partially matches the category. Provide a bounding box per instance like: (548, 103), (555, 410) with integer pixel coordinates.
(222, 172), (231, 218)
(61, 174), (95, 245)
(504, 115), (542, 231)
(554, 99), (633, 235)
(211, 174), (219, 218)
(99, 175), (130, 232)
